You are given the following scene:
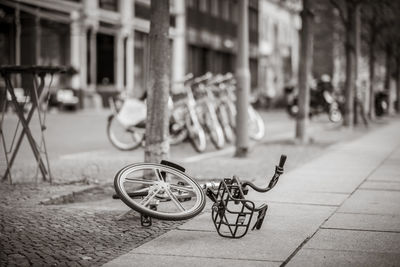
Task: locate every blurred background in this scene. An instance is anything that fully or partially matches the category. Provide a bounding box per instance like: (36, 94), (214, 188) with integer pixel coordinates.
(1, 0), (396, 112)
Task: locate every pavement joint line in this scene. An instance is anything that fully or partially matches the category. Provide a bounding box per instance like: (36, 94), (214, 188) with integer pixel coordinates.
(280, 125), (400, 266)
(176, 228), (214, 233)
(366, 179), (400, 183)
(267, 201), (340, 207)
(307, 191), (350, 195)
(358, 188), (400, 192)
(300, 247), (400, 255)
(128, 251), (284, 263)
(281, 235), (313, 267)
(319, 227), (400, 234)
(336, 211), (400, 216)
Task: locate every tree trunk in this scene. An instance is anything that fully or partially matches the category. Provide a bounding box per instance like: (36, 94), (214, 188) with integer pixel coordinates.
(343, 3), (357, 127)
(235, 0), (250, 157)
(296, 0), (313, 143)
(368, 34), (376, 120)
(397, 58), (400, 113)
(144, 0), (171, 163)
(353, 4), (361, 125)
(385, 45), (393, 115)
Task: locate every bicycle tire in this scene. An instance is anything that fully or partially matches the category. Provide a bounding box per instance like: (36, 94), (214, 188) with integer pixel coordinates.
(169, 122), (188, 145)
(217, 104), (235, 143)
(186, 114), (207, 153)
(107, 114), (144, 151)
(248, 107), (265, 141)
(329, 107), (342, 123)
(114, 163), (206, 220)
(203, 110), (225, 149)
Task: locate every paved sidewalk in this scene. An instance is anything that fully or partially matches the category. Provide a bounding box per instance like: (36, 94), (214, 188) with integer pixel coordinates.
(104, 119), (400, 267)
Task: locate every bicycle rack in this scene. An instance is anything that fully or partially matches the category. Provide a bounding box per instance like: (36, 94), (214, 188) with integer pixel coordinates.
(207, 176), (268, 239)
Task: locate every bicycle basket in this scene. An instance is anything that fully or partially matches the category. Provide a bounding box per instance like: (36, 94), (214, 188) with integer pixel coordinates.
(210, 177), (256, 238)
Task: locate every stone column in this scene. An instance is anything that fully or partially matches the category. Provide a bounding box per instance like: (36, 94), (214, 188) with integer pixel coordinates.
(117, 0), (135, 96)
(34, 10), (41, 65)
(125, 34), (135, 97)
(235, 0), (250, 157)
(15, 6), (21, 66)
(14, 6), (21, 87)
(171, 0), (186, 91)
(81, 0), (101, 109)
(115, 32), (125, 91)
(88, 29), (97, 90)
(70, 11), (82, 90)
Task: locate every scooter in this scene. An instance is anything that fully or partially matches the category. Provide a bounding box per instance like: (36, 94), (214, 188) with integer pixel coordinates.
(284, 84), (343, 123)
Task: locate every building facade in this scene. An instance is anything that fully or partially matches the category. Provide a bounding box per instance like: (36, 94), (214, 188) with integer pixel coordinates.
(258, 0), (301, 106)
(0, 0), (301, 108)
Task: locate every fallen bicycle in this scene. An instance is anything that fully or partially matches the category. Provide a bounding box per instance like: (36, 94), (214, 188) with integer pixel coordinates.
(113, 155), (286, 238)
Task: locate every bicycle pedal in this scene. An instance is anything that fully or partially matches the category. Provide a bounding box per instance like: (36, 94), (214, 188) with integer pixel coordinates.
(141, 214), (152, 227)
(179, 197), (192, 202)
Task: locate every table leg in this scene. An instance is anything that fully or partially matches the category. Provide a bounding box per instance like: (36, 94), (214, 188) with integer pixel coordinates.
(2, 77), (49, 181)
(0, 88), (12, 183)
(2, 101), (45, 181)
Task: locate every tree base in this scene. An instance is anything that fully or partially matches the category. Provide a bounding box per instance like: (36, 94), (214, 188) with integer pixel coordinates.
(234, 147), (249, 158)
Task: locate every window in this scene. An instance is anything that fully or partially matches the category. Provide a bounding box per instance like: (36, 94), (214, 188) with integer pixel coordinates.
(134, 31), (149, 98)
(187, 0), (198, 9)
(96, 33), (115, 84)
(199, 0), (210, 13)
(99, 0), (118, 12)
(211, 0), (219, 16)
(229, 0), (238, 23)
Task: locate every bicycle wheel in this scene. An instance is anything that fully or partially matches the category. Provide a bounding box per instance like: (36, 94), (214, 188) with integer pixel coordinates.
(186, 114), (207, 153)
(169, 105), (188, 145)
(203, 110), (225, 149)
(107, 114), (144, 151)
(329, 106), (342, 123)
(169, 121), (188, 145)
(216, 104), (235, 143)
(114, 163), (206, 221)
(248, 107), (265, 141)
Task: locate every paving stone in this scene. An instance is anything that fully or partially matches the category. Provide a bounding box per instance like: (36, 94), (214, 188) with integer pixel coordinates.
(287, 248), (400, 267)
(360, 180), (400, 191)
(0, 200), (182, 266)
(323, 212), (400, 232)
(304, 229), (400, 254)
(337, 189), (400, 215)
(104, 253), (282, 267)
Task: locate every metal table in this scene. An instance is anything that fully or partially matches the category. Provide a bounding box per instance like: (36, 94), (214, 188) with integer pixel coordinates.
(0, 65), (70, 183)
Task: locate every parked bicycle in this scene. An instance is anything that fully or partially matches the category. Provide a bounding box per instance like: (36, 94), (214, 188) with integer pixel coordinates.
(220, 74), (266, 141)
(107, 91), (147, 151)
(191, 74), (226, 149)
(113, 155), (287, 238)
(107, 72), (266, 152)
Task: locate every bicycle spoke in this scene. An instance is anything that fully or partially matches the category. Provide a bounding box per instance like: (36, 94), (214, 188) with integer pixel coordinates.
(169, 184), (195, 193)
(140, 187), (162, 207)
(155, 168), (164, 182)
(124, 177), (156, 185)
(165, 188), (186, 212)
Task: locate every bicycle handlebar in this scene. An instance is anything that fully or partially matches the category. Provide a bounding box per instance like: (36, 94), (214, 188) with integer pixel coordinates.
(278, 154), (287, 168)
(241, 154), (287, 193)
(192, 72), (213, 85)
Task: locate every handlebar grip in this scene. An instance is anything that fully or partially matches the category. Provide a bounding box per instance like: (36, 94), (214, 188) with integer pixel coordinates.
(278, 155), (287, 168)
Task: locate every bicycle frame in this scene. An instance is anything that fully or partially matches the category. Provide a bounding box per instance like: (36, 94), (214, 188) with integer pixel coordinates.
(114, 155), (287, 238)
